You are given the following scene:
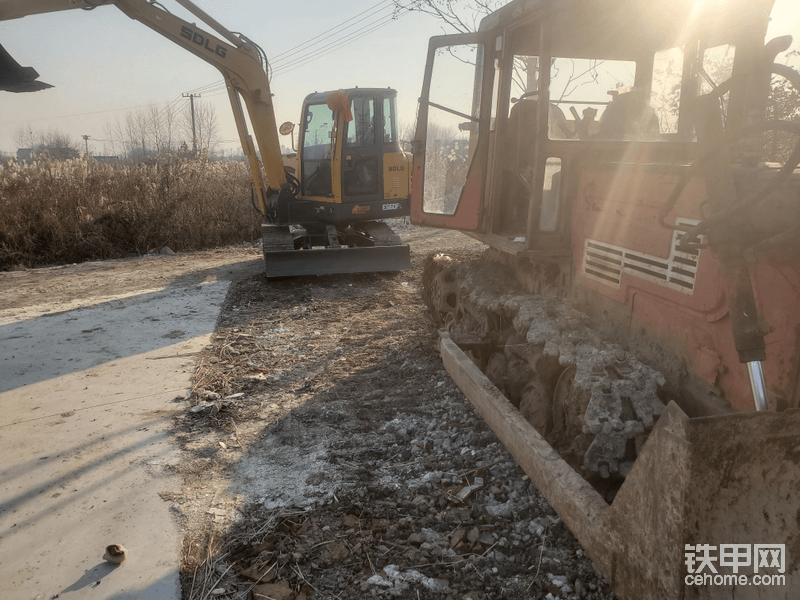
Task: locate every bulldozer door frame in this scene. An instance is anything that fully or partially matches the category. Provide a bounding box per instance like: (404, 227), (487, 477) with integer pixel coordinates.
(410, 32), (492, 231)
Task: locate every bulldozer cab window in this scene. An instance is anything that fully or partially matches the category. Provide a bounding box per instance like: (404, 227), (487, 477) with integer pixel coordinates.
(507, 55), (655, 142)
(540, 158), (562, 232)
(650, 42), (734, 139)
(699, 44), (735, 120)
(422, 43), (483, 215)
(700, 45), (735, 93)
(651, 47), (684, 134)
(302, 103), (334, 197)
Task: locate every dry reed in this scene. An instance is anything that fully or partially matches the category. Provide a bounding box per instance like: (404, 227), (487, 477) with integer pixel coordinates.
(0, 155), (262, 270)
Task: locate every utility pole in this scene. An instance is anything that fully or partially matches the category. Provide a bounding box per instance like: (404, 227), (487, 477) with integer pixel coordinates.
(182, 92), (201, 154)
(82, 134), (90, 156)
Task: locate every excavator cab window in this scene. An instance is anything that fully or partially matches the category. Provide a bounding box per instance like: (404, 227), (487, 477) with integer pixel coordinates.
(383, 96), (397, 143)
(342, 95), (381, 198)
(301, 103), (334, 197)
(347, 97), (377, 147)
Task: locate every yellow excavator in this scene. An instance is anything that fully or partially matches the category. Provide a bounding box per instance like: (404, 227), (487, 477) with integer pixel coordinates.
(0, 0), (411, 277)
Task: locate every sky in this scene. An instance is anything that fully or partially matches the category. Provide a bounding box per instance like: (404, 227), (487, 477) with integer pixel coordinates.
(0, 0), (447, 155)
(1, 0), (799, 157)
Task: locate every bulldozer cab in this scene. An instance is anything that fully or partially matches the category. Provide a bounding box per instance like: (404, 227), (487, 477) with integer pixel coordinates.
(413, 1), (800, 597)
(410, 0), (778, 246)
(413, 0), (800, 415)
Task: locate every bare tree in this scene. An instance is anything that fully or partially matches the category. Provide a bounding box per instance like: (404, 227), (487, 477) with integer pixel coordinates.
(103, 101), (186, 159)
(41, 128), (81, 158)
(13, 125), (39, 150)
(182, 98), (221, 155)
(102, 118), (126, 157)
(146, 102), (179, 155)
(765, 52), (800, 162)
(125, 108), (151, 158)
(13, 126), (80, 159)
(399, 120), (416, 151)
(395, 0), (508, 33)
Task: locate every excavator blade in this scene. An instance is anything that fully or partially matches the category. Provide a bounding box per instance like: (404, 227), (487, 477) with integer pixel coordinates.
(439, 331), (800, 600)
(261, 224), (410, 278)
(263, 245), (411, 277)
(0, 43), (53, 92)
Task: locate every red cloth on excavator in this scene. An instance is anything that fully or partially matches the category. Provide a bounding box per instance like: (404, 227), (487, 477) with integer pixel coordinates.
(326, 91), (353, 122)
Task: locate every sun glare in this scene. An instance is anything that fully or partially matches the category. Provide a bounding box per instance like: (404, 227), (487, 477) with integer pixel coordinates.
(768, 0), (800, 49)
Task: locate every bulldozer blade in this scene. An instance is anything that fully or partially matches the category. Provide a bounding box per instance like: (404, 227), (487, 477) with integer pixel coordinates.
(0, 43), (53, 92)
(439, 331), (800, 600)
(263, 245), (410, 278)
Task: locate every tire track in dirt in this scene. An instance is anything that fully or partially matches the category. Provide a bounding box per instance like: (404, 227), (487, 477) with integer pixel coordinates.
(171, 225), (614, 600)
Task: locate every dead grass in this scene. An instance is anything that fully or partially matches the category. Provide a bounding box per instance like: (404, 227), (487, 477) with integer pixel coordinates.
(0, 155), (261, 270)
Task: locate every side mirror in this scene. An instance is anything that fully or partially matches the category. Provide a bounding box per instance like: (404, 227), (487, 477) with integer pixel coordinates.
(279, 121), (297, 152)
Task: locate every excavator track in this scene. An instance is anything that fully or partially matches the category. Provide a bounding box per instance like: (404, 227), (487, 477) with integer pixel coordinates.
(353, 220), (404, 246)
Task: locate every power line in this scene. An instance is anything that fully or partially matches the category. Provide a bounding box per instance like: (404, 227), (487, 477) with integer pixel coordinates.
(174, 2), (408, 98)
(269, 0), (394, 62)
(7, 97), (181, 125)
(7, 91), (197, 127)
(8, 2), (411, 128)
(198, 6), (411, 91)
(272, 8), (410, 77)
(183, 79), (228, 95)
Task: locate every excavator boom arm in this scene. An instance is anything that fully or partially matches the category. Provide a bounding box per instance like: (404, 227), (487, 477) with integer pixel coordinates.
(0, 0), (287, 208)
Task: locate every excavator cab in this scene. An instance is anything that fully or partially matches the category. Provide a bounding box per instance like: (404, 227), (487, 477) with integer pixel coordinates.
(300, 90), (392, 200)
(412, 0), (800, 597)
(286, 88), (409, 218)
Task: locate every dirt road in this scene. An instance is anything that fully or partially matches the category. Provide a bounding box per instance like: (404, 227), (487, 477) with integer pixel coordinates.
(0, 247), (263, 600)
(166, 225), (613, 600)
(0, 226), (614, 600)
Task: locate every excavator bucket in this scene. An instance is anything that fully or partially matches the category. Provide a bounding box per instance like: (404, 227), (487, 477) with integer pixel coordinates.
(440, 332), (800, 600)
(0, 43), (52, 92)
